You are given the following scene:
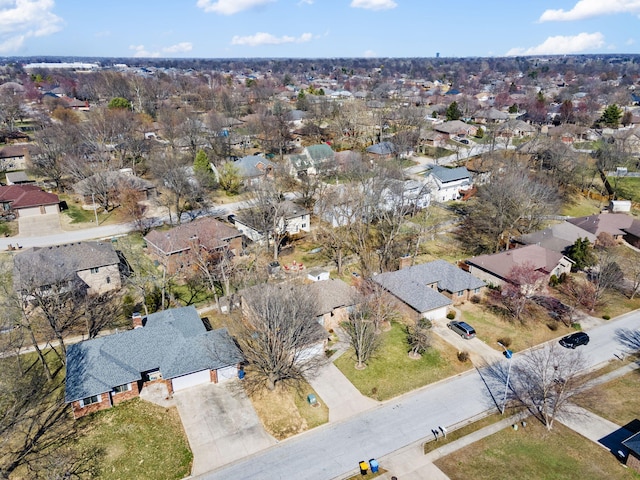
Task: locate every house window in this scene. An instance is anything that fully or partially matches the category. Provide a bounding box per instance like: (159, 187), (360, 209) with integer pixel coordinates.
(113, 383), (131, 394)
(473, 288), (481, 294)
(457, 291), (464, 297)
(79, 394), (101, 407)
(90, 267), (99, 274)
(301, 223), (307, 228)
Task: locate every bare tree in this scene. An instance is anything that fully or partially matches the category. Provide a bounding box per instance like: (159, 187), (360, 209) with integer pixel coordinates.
(620, 248), (640, 299)
(341, 299), (381, 370)
(151, 152), (201, 225)
(232, 283), (325, 391)
(491, 262), (547, 323)
(406, 318), (433, 359)
(508, 343), (587, 430)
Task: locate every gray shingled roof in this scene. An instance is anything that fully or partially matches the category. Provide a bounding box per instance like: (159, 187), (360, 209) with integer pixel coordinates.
(235, 156), (277, 178)
(373, 260), (483, 314)
(428, 166), (472, 183)
(518, 221), (597, 253)
(65, 306), (243, 402)
(14, 241), (119, 290)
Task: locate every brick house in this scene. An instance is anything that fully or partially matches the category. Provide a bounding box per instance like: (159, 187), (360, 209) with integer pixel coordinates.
(373, 260), (486, 320)
(623, 431), (640, 473)
(466, 244), (573, 288)
(65, 306), (243, 419)
(144, 217), (243, 275)
(567, 213), (635, 244)
(13, 241), (122, 296)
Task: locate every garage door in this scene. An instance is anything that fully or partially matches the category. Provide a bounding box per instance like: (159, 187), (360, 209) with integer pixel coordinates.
(172, 370), (211, 392)
(216, 365), (238, 383)
(297, 343), (324, 362)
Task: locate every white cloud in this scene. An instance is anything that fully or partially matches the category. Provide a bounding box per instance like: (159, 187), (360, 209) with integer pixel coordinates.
(196, 0), (275, 15)
(350, 0), (397, 11)
(231, 31), (312, 47)
(626, 38), (636, 45)
(539, 0), (640, 22)
(129, 44), (160, 58)
(363, 49), (376, 57)
(163, 42), (193, 54)
(297, 0), (313, 4)
(0, 0), (63, 53)
(506, 32), (605, 56)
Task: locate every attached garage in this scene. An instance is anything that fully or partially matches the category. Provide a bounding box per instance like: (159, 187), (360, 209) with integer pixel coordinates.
(216, 365), (238, 383)
(171, 369), (211, 392)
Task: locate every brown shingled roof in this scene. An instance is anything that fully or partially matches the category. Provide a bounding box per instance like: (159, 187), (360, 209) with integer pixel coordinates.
(144, 217), (242, 255)
(0, 184), (59, 209)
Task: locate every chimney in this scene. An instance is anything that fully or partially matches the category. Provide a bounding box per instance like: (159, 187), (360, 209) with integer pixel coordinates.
(399, 254), (412, 270)
(132, 312), (143, 329)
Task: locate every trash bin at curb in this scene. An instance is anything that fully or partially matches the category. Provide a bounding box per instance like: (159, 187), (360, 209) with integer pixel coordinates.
(369, 459), (379, 473)
(359, 460), (369, 475)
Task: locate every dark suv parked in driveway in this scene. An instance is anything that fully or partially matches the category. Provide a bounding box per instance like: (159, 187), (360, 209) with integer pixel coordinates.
(559, 331), (590, 349)
(447, 321), (476, 339)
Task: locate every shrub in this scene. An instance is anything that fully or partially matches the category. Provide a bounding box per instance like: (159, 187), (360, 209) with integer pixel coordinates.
(602, 315), (611, 320)
(496, 336), (512, 348)
(546, 321), (559, 331)
(457, 351), (470, 363)
(470, 295), (481, 304)
(571, 322), (582, 330)
(549, 274), (559, 287)
(446, 311), (456, 320)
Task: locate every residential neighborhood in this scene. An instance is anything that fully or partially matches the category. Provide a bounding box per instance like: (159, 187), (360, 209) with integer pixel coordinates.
(2, 52), (640, 480)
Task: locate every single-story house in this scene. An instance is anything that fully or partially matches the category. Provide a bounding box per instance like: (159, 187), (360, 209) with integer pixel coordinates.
(622, 220), (640, 249)
(0, 184), (60, 218)
(366, 141), (396, 159)
(233, 201), (310, 243)
(13, 241), (122, 297)
(306, 278), (357, 331)
(472, 108), (509, 124)
(424, 166), (473, 202)
(466, 244), (573, 288)
(373, 260), (486, 320)
(73, 170), (157, 205)
(433, 120), (478, 139)
(229, 155), (277, 186)
(144, 217), (243, 275)
(567, 213), (635, 244)
(288, 143), (336, 176)
(65, 306), (243, 418)
(495, 119), (537, 138)
(516, 221), (597, 254)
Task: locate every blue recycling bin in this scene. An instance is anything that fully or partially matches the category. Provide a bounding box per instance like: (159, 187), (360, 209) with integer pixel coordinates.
(369, 459), (379, 473)
(238, 369), (245, 379)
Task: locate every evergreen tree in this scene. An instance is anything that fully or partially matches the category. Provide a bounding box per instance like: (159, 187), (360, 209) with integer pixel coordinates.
(446, 101), (462, 121)
(566, 237), (596, 271)
(600, 104), (622, 128)
(193, 150), (216, 189)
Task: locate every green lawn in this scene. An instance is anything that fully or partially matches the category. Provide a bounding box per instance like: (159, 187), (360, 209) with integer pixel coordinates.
(334, 321), (469, 401)
(576, 371), (640, 427)
(76, 398), (192, 480)
(435, 420), (639, 480)
(62, 201), (97, 224)
(610, 176), (640, 203)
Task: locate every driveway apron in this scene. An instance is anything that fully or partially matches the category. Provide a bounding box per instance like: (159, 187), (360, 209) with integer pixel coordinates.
(173, 381), (276, 476)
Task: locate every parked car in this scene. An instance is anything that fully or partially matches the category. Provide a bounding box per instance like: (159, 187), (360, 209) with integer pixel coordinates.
(559, 331), (589, 349)
(447, 321), (476, 339)
(460, 139), (470, 145)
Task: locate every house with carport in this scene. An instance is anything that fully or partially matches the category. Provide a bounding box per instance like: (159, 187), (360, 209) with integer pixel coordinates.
(65, 306), (243, 419)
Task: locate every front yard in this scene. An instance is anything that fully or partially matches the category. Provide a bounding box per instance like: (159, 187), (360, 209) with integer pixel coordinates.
(76, 398), (192, 480)
(334, 321), (469, 401)
(435, 420), (639, 480)
(575, 370), (640, 427)
(458, 301), (575, 354)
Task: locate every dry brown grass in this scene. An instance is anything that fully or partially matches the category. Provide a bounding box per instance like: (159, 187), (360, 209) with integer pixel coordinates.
(248, 382), (329, 440)
(458, 301), (575, 353)
(575, 370), (640, 427)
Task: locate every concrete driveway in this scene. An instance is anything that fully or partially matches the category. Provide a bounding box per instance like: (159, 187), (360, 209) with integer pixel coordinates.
(432, 319), (503, 366)
(306, 363), (379, 422)
(173, 381), (276, 476)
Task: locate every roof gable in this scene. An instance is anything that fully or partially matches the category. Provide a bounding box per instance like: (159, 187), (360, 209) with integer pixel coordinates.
(144, 217), (241, 255)
(65, 306), (243, 402)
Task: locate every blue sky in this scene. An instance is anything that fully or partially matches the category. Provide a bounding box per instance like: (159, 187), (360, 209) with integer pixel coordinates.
(1, 0), (639, 58)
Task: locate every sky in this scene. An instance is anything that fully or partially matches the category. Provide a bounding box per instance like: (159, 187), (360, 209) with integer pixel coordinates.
(0, 0), (639, 59)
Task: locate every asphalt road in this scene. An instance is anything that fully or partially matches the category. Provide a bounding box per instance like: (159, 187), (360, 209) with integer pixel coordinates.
(195, 311), (639, 480)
